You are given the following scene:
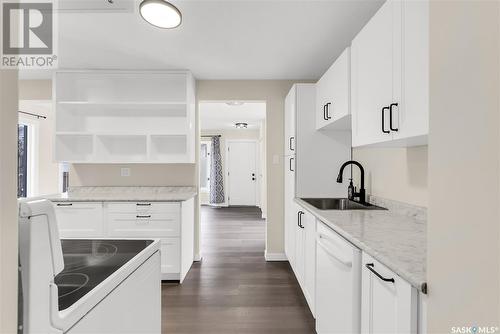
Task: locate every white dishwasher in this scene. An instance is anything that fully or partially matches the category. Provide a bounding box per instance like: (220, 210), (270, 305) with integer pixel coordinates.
(316, 221), (362, 334)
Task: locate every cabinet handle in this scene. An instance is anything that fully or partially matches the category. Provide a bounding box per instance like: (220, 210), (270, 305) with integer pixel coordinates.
(323, 104), (328, 120)
(289, 157), (294, 172)
(297, 211), (304, 228)
(365, 263), (395, 283)
(381, 106), (390, 134)
(136, 215), (151, 218)
(136, 203), (151, 206)
(389, 103), (399, 132)
(289, 137), (295, 151)
(326, 102), (332, 120)
(57, 203), (73, 206)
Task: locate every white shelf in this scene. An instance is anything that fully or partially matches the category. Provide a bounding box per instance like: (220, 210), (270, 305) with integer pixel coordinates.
(95, 135), (147, 162)
(149, 135), (188, 162)
(54, 70), (196, 163)
(55, 134), (93, 162)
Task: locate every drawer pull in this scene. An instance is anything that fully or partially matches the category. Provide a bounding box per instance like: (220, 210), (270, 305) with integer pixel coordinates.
(136, 215), (151, 218)
(57, 203), (73, 206)
(365, 263), (395, 283)
(136, 203), (152, 206)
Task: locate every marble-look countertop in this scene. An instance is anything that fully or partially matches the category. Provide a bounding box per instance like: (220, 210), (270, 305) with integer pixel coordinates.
(46, 186), (197, 202)
(295, 198), (427, 294)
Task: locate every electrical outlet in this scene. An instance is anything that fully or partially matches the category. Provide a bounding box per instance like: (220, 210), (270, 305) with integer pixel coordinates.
(120, 168), (131, 177)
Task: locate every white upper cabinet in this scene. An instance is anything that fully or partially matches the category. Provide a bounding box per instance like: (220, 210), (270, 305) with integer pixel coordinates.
(351, 0), (428, 147)
(54, 70), (196, 163)
(316, 48), (351, 130)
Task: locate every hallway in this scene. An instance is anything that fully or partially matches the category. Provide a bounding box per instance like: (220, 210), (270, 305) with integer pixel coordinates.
(162, 206), (316, 334)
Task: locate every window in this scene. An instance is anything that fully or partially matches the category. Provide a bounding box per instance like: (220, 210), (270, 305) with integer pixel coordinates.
(17, 125), (28, 197)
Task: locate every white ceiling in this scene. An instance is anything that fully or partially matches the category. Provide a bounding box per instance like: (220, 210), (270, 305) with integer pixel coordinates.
(21, 0), (383, 80)
(200, 102), (266, 130)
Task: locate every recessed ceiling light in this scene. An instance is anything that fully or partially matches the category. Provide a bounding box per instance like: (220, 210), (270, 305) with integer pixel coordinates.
(226, 101), (244, 106)
(235, 122), (248, 129)
(140, 0), (182, 29)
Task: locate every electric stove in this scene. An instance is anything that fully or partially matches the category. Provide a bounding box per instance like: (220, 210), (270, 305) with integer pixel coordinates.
(55, 239), (154, 311)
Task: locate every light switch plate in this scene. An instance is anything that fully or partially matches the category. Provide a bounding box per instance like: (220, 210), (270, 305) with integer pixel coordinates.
(120, 168), (131, 177)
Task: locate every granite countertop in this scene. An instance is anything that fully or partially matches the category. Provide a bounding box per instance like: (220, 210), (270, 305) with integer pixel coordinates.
(46, 186), (197, 202)
(295, 197), (427, 294)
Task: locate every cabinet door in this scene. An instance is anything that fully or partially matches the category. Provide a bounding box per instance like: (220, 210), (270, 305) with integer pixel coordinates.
(361, 253), (417, 334)
(53, 202), (103, 238)
(317, 48), (351, 130)
(394, 0), (429, 140)
(284, 156), (296, 266)
(161, 238), (181, 274)
(351, 0), (401, 146)
(294, 207), (305, 286)
(302, 211), (316, 316)
(284, 87), (296, 156)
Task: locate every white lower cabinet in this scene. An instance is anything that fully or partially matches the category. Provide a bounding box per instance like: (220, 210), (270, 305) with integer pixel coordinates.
(361, 253), (417, 334)
(54, 202), (103, 238)
(53, 198), (194, 282)
(316, 221), (361, 334)
(288, 204), (316, 317)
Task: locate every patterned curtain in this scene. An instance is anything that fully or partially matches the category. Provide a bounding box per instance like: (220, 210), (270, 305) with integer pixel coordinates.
(210, 136), (225, 204)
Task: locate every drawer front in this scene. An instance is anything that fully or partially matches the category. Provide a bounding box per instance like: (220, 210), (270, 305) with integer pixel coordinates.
(53, 202), (103, 238)
(107, 202), (180, 214)
(107, 212), (180, 237)
(161, 238), (180, 274)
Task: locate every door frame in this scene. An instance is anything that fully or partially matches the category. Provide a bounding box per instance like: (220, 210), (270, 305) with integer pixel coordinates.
(225, 139), (260, 207)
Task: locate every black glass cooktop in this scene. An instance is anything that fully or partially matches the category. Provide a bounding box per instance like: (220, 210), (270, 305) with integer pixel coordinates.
(54, 239), (153, 311)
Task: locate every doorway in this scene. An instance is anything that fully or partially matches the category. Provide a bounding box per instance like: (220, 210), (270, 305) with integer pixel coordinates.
(227, 140), (258, 206)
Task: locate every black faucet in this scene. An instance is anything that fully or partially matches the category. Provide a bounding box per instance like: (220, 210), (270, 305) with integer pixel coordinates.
(337, 160), (366, 204)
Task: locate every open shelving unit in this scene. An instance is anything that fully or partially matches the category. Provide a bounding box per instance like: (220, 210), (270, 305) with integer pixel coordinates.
(54, 70), (195, 163)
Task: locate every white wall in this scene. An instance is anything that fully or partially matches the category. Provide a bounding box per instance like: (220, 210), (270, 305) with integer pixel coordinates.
(200, 129), (261, 207)
(352, 146), (428, 207)
(0, 70), (19, 334)
(427, 1), (500, 332)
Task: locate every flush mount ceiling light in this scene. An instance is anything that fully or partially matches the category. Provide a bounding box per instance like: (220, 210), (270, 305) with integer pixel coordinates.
(235, 122), (248, 129)
(140, 0), (182, 29)
(226, 101), (244, 106)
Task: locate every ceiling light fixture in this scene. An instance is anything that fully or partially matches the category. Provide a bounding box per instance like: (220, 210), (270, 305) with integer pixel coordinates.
(226, 101), (244, 106)
(140, 0), (182, 29)
(235, 122), (248, 129)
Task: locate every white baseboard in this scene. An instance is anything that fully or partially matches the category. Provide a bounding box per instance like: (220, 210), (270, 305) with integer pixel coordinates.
(264, 251), (288, 262)
(194, 253), (202, 262)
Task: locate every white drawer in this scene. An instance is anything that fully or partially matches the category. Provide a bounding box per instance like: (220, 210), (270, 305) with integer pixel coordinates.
(53, 202), (104, 238)
(160, 238), (180, 274)
(107, 212), (180, 237)
(107, 202), (180, 214)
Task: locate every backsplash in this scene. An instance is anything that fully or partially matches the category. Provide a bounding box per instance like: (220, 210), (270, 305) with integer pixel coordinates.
(368, 195), (427, 223)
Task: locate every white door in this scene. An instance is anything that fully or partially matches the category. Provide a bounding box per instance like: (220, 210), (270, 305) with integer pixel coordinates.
(351, 0), (401, 146)
(394, 0), (429, 141)
(316, 47), (351, 130)
(227, 141), (258, 206)
(361, 253), (417, 334)
(303, 210), (316, 316)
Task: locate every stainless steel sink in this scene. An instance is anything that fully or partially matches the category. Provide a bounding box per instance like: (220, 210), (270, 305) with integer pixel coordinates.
(300, 198), (386, 211)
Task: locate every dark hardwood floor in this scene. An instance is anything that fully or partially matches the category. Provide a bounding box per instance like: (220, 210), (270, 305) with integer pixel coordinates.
(162, 206), (316, 334)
